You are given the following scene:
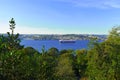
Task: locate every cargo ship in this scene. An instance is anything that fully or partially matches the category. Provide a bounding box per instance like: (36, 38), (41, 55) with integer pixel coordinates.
(59, 40), (76, 43)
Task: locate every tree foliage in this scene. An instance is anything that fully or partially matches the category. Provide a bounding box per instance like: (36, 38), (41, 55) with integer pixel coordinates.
(86, 26), (120, 80)
(54, 53), (77, 80)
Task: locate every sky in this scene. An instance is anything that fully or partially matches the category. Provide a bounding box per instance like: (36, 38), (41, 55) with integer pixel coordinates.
(0, 0), (120, 34)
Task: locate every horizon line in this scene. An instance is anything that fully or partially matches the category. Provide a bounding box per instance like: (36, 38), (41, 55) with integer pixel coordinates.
(0, 33), (108, 35)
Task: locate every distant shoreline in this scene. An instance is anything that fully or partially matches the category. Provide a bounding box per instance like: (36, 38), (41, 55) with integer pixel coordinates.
(18, 34), (107, 41)
(0, 33), (107, 40)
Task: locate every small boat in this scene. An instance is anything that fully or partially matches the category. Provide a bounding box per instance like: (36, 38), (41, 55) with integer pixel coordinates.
(59, 40), (76, 43)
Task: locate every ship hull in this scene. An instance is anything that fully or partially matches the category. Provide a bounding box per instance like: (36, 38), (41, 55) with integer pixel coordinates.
(59, 40), (76, 43)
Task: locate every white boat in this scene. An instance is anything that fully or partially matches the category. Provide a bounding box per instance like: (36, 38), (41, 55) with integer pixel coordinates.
(59, 40), (76, 43)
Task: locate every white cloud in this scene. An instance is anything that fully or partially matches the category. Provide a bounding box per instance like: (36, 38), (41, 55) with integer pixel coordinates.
(15, 26), (61, 34)
(0, 22), (10, 33)
(15, 26), (83, 34)
(0, 23), (68, 34)
(53, 0), (120, 9)
(0, 21), (108, 34)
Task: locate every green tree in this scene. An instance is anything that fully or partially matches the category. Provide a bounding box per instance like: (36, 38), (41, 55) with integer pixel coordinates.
(9, 18), (15, 35)
(7, 18), (23, 51)
(54, 53), (76, 80)
(47, 47), (59, 57)
(37, 53), (57, 80)
(0, 18), (24, 80)
(75, 49), (87, 79)
(0, 35), (9, 53)
(86, 26), (120, 80)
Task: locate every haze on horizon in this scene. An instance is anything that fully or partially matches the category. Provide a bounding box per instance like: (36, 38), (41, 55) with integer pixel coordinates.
(1, 0), (120, 34)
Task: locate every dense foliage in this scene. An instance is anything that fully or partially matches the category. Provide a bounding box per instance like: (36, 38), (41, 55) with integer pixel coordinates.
(0, 18), (120, 80)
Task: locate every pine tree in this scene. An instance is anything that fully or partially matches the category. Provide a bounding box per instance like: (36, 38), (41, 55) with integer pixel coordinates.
(7, 18), (23, 50)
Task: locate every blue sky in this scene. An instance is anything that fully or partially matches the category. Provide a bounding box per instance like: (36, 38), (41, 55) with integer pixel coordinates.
(0, 0), (120, 34)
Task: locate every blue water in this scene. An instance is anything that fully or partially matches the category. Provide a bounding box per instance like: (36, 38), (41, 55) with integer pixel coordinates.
(21, 40), (90, 51)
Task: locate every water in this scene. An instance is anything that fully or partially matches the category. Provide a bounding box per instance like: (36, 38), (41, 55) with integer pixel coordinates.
(21, 40), (90, 51)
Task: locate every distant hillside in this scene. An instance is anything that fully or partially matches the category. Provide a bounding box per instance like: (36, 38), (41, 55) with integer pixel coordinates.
(18, 34), (107, 40)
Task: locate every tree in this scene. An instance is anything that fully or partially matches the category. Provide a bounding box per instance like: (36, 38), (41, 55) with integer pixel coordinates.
(86, 26), (120, 80)
(9, 18), (16, 35)
(0, 35), (9, 53)
(54, 53), (77, 80)
(75, 49), (87, 79)
(47, 47), (59, 57)
(0, 18), (24, 80)
(7, 18), (23, 50)
(106, 26), (120, 80)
